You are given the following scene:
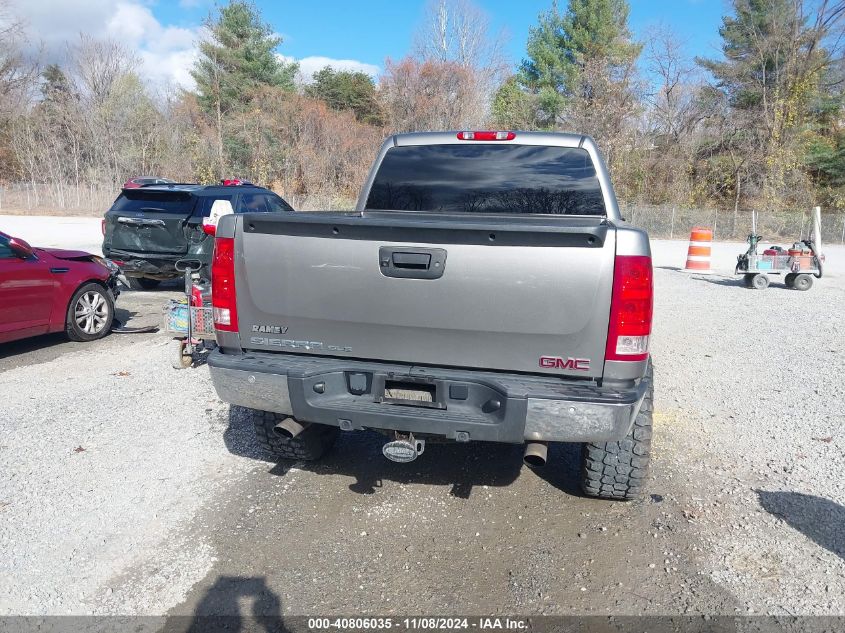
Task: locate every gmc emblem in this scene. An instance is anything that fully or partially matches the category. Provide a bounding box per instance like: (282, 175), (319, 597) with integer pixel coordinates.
(539, 356), (591, 371)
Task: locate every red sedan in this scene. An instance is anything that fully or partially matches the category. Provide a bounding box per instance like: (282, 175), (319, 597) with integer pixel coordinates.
(0, 230), (120, 345)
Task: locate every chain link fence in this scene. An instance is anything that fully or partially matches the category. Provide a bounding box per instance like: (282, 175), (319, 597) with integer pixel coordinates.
(2, 183), (844, 244)
(0, 183), (117, 217)
(621, 203), (845, 244)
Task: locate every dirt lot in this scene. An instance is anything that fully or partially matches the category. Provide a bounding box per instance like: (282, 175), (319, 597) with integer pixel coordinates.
(0, 217), (843, 619)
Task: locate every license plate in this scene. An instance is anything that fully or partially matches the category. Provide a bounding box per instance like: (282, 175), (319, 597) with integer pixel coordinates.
(384, 388), (434, 403)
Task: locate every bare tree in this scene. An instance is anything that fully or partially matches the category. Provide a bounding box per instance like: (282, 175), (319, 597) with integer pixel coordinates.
(0, 0), (38, 123)
(644, 25), (704, 143)
(412, 0), (509, 123)
(70, 36), (138, 108)
(8, 32), (191, 212)
(414, 0), (508, 73)
(561, 55), (643, 195)
(380, 57), (483, 132)
(634, 25), (708, 205)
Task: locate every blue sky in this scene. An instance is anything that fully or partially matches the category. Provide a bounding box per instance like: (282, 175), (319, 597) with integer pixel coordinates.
(15, 0), (730, 88)
(157, 0), (728, 77)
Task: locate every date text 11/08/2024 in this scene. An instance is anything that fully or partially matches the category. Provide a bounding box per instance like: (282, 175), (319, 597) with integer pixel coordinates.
(306, 617), (529, 630)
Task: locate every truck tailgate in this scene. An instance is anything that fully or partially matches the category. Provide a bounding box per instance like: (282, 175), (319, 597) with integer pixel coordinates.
(234, 212), (615, 379)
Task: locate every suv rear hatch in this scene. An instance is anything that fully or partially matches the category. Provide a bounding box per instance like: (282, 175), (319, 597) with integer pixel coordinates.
(104, 189), (197, 255)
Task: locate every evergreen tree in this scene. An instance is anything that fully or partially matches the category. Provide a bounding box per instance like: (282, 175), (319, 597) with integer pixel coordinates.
(518, 0), (641, 126)
(697, 0), (819, 111)
(491, 76), (537, 129)
(190, 1), (298, 176)
(804, 74), (845, 193)
(191, 1), (297, 115)
(305, 67), (383, 125)
(41, 64), (74, 104)
(696, 0), (845, 208)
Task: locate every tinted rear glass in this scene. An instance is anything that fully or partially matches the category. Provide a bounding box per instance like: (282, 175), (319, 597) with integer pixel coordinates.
(112, 191), (195, 214)
(238, 192), (295, 214)
(365, 144), (606, 215)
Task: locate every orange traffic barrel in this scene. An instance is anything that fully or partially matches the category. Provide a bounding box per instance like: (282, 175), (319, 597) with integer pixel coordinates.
(683, 227), (713, 273)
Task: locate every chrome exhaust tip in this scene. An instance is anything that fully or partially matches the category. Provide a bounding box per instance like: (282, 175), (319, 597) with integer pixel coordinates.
(523, 441), (548, 468)
(273, 417), (307, 439)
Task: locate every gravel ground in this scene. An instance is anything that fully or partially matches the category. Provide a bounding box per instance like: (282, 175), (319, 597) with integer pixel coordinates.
(0, 295), (257, 615)
(650, 261), (844, 615)
(0, 221), (842, 618)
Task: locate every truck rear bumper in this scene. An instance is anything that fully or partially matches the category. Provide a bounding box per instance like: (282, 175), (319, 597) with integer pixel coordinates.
(208, 350), (649, 444)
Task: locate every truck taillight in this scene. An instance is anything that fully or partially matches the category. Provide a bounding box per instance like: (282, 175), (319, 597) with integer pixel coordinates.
(101, 219), (106, 236)
(605, 255), (652, 362)
(457, 131), (515, 141)
(212, 237), (238, 331)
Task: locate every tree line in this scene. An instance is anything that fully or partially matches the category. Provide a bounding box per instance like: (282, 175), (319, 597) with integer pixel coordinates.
(0, 0), (843, 217)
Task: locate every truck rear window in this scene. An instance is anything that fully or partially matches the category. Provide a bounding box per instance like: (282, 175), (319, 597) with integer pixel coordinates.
(365, 145), (606, 215)
(112, 191), (195, 214)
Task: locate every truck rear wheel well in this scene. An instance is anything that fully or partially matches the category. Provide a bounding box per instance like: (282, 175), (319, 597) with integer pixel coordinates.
(580, 359), (653, 500)
(250, 408), (339, 461)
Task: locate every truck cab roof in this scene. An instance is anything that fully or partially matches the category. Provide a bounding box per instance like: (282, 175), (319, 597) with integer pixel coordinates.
(390, 130), (588, 148)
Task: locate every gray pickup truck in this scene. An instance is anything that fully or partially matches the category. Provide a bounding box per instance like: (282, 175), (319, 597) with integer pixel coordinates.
(208, 131), (653, 500)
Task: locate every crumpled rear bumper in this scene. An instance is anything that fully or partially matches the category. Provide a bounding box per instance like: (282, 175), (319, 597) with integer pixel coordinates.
(208, 350), (649, 444)
(104, 249), (184, 279)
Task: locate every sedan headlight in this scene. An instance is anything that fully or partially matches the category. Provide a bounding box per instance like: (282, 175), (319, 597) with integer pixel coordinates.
(92, 256), (120, 273)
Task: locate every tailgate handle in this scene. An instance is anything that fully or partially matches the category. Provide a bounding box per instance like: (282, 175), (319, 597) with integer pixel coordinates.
(392, 252), (431, 269)
(379, 247), (446, 280)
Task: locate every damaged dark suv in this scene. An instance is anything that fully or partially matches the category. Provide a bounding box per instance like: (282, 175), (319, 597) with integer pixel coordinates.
(102, 183), (293, 289)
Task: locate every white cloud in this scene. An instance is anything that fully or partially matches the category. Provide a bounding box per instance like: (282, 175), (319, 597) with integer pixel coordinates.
(12, 1), (380, 90)
(15, 0), (200, 89)
(137, 47), (199, 91)
(282, 55), (381, 83)
(105, 3), (162, 48)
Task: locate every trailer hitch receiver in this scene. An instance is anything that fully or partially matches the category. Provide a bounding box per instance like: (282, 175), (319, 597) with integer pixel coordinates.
(382, 433), (425, 463)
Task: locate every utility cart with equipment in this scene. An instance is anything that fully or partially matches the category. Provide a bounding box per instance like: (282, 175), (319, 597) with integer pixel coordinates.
(736, 210), (825, 290)
(163, 259), (216, 368)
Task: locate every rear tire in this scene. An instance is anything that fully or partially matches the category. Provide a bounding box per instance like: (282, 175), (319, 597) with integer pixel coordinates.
(580, 360), (653, 500)
(129, 277), (161, 290)
(784, 273), (796, 288)
(252, 409), (339, 461)
(171, 339), (193, 369)
(793, 274), (813, 291)
(66, 283), (114, 342)
(751, 273), (770, 290)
